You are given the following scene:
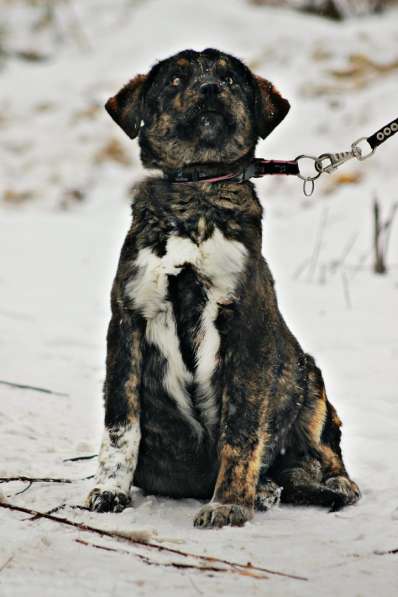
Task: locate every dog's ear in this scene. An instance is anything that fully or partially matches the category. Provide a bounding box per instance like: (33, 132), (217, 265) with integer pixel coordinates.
(254, 75), (290, 139)
(105, 74), (147, 139)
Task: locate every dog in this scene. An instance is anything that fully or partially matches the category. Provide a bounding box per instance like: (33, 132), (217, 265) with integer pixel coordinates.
(86, 48), (360, 528)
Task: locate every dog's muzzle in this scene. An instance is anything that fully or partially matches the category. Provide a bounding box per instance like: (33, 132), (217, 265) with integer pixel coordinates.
(199, 77), (222, 98)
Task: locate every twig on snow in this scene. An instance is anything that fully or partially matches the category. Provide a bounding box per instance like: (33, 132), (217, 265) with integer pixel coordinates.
(329, 232), (358, 274)
(349, 249), (371, 280)
(76, 538), (268, 579)
(381, 202), (398, 267)
(293, 256), (312, 280)
(373, 198), (386, 274)
(293, 208), (329, 282)
(373, 198), (398, 274)
(374, 548), (398, 556)
(0, 502), (308, 582)
(0, 379), (68, 397)
(63, 454), (98, 462)
(188, 575), (203, 594)
(0, 475), (93, 484)
(14, 481), (33, 496)
(0, 554), (14, 574)
(28, 503), (89, 522)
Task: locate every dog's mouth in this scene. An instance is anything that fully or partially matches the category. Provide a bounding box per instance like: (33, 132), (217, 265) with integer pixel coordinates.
(198, 110), (224, 129)
(177, 102), (235, 144)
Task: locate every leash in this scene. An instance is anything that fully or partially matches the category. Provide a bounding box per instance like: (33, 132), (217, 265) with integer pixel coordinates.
(296, 116), (398, 196)
(167, 116), (397, 196)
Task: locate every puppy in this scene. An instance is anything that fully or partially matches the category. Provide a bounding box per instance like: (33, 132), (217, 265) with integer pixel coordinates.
(86, 48), (360, 528)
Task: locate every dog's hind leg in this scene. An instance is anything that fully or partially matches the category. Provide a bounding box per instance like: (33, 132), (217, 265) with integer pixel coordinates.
(272, 363), (360, 511)
(274, 457), (359, 510)
(86, 312), (144, 513)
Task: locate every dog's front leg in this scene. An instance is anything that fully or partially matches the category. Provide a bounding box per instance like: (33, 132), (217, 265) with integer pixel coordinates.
(194, 381), (268, 529)
(86, 312), (143, 513)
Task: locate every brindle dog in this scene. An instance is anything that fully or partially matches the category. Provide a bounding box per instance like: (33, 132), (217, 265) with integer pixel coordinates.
(86, 48), (360, 528)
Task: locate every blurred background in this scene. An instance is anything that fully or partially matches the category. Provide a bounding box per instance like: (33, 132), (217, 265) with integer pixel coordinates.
(1, 0), (398, 464)
(1, 0), (398, 486)
(1, 2), (398, 595)
(1, 0), (398, 210)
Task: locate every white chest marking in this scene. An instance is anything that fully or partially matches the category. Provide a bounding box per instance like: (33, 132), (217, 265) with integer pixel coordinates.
(125, 228), (247, 434)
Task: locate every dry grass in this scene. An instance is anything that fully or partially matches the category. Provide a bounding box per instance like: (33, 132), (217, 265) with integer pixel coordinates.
(94, 138), (132, 166)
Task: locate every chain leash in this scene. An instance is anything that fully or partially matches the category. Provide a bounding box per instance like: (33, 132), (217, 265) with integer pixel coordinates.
(295, 116), (398, 196)
(166, 116), (397, 191)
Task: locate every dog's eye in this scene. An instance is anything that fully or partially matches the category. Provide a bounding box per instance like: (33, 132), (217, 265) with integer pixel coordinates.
(221, 75), (235, 87)
(170, 76), (183, 87)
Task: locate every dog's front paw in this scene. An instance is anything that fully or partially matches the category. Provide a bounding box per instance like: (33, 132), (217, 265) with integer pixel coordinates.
(85, 487), (130, 513)
(193, 502), (253, 529)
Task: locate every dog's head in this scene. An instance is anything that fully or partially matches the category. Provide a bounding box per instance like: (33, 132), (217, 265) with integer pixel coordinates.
(105, 48), (290, 171)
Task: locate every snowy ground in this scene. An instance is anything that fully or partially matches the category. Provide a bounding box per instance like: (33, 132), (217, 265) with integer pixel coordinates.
(1, 1), (398, 595)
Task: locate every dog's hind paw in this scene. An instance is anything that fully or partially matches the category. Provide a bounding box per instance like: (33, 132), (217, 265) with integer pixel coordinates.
(325, 476), (361, 508)
(255, 479), (282, 511)
(85, 487), (130, 513)
(193, 502), (253, 529)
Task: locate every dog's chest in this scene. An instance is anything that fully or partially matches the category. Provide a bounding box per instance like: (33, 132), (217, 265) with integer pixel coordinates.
(126, 226), (247, 435)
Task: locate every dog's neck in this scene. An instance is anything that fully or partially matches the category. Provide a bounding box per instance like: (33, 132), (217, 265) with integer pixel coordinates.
(162, 153), (255, 184)
(162, 153), (300, 185)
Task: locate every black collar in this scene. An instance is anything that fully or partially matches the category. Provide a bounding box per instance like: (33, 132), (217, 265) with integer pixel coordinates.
(165, 158), (299, 184)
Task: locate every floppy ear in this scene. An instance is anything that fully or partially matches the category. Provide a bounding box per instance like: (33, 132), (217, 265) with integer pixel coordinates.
(105, 74), (147, 139)
(254, 75), (290, 139)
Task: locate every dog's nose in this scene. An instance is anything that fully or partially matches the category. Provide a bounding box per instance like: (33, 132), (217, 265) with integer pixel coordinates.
(200, 81), (221, 97)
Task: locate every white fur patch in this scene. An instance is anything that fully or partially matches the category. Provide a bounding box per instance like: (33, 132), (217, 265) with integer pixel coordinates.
(146, 303), (203, 437)
(126, 228), (247, 434)
(194, 229), (248, 430)
(194, 297), (220, 429)
(200, 228), (249, 300)
(94, 422), (141, 494)
(125, 248), (167, 319)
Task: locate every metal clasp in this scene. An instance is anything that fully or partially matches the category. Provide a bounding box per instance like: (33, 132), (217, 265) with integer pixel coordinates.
(295, 132), (378, 196)
(295, 154), (321, 197)
(315, 150), (355, 174)
(351, 137), (376, 161)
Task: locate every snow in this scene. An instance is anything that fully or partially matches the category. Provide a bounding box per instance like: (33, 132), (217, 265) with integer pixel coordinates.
(1, 0), (398, 595)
